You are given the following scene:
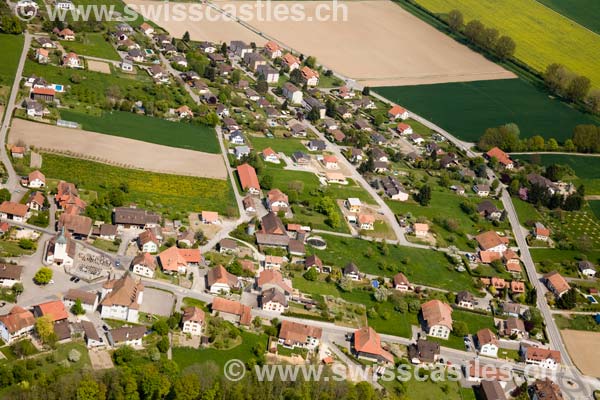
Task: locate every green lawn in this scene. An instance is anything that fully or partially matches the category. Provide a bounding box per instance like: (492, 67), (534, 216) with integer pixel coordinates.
(172, 330), (267, 370)
(382, 367), (476, 400)
(590, 201), (600, 220)
(514, 154), (600, 194)
(512, 198), (543, 224)
(92, 238), (119, 252)
(374, 79), (599, 142)
(61, 33), (120, 60)
(555, 314), (600, 332)
(536, 0), (600, 34)
(291, 275), (417, 338)
(0, 34), (24, 87)
(429, 310), (496, 351)
(248, 136), (308, 156)
(386, 190), (501, 250)
(531, 248), (600, 266)
(40, 153), (237, 215)
(60, 109), (220, 153)
(0, 239), (35, 257)
(308, 234), (477, 292)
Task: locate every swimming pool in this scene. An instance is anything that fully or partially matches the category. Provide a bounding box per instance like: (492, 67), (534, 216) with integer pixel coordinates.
(145, 48), (154, 55)
(52, 84), (64, 92)
(587, 295), (598, 304)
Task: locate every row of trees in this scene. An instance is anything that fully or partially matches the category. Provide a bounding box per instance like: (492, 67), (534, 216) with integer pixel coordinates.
(477, 122), (600, 153)
(544, 64), (600, 114)
(447, 10), (516, 60)
(0, 349), (385, 400)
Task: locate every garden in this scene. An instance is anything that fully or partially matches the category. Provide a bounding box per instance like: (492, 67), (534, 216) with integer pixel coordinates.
(40, 153), (237, 216)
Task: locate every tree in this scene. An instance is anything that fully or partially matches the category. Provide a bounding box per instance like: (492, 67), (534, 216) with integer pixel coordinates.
(34, 267), (53, 285)
(482, 27), (499, 49)
(453, 320), (468, 337)
(0, 189), (10, 202)
(172, 374), (201, 400)
(182, 31), (190, 42)
(374, 287), (389, 302)
(587, 89), (600, 114)
(416, 185), (432, 206)
(374, 113), (385, 126)
(447, 9), (463, 32)
(304, 56), (316, 68)
(231, 69), (241, 84)
(289, 68), (302, 84)
(362, 86), (370, 96)
(339, 276), (354, 292)
(76, 377), (101, 400)
(569, 76), (593, 104)
(35, 315), (56, 345)
(546, 138), (559, 151)
(566, 75), (592, 103)
(152, 320), (169, 336)
(71, 299), (85, 315)
(464, 20), (485, 45)
(307, 107), (320, 122)
(303, 267), (318, 281)
(260, 174), (273, 190)
(256, 79), (268, 94)
(543, 63), (573, 94)
(157, 335), (170, 353)
(495, 35), (516, 59)
(556, 288), (577, 309)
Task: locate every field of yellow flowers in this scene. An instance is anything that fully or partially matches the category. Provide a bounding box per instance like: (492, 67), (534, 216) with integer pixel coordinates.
(415, 0), (600, 88)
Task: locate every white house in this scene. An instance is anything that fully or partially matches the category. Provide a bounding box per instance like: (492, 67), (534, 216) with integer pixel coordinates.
(282, 82), (303, 104)
(109, 326), (146, 347)
(473, 184), (491, 197)
(524, 347), (561, 370)
(476, 329), (499, 358)
(82, 321), (104, 348)
(0, 306), (35, 344)
(229, 130), (245, 144)
(182, 306), (205, 336)
(393, 273), (411, 291)
(27, 170), (46, 188)
(343, 263), (361, 281)
(137, 229), (159, 253)
(261, 147), (280, 164)
(260, 287), (288, 313)
(206, 265), (239, 294)
(234, 145), (251, 160)
(422, 300), (453, 340)
(100, 274), (144, 323)
(0, 264), (22, 288)
(578, 261), (597, 278)
(63, 289), (98, 314)
(278, 320), (322, 350)
(388, 105), (409, 120)
(131, 253), (156, 278)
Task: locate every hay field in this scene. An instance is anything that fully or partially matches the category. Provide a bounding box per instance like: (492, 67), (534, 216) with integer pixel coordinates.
(125, 0), (514, 86)
(9, 119), (227, 180)
(561, 329), (600, 377)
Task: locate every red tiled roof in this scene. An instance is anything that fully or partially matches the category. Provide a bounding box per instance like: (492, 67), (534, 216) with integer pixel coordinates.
(486, 147), (512, 166)
(0, 201), (28, 217)
(353, 326), (394, 363)
(35, 300), (68, 322)
(237, 163), (260, 191)
(211, 297), (251, 325)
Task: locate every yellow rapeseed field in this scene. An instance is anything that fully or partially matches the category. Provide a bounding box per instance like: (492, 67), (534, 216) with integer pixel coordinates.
(415, 0), (600, 88)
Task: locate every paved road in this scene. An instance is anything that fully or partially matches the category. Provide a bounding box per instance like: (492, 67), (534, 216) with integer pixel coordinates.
(0, 32), (31, 202)
(501, 189), (591, 396)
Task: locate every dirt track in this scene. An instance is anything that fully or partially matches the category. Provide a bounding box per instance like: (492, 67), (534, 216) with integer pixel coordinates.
(125, 0), (515, 86)
(561, 329), (600, 378)
(9, 119), (227, 179)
